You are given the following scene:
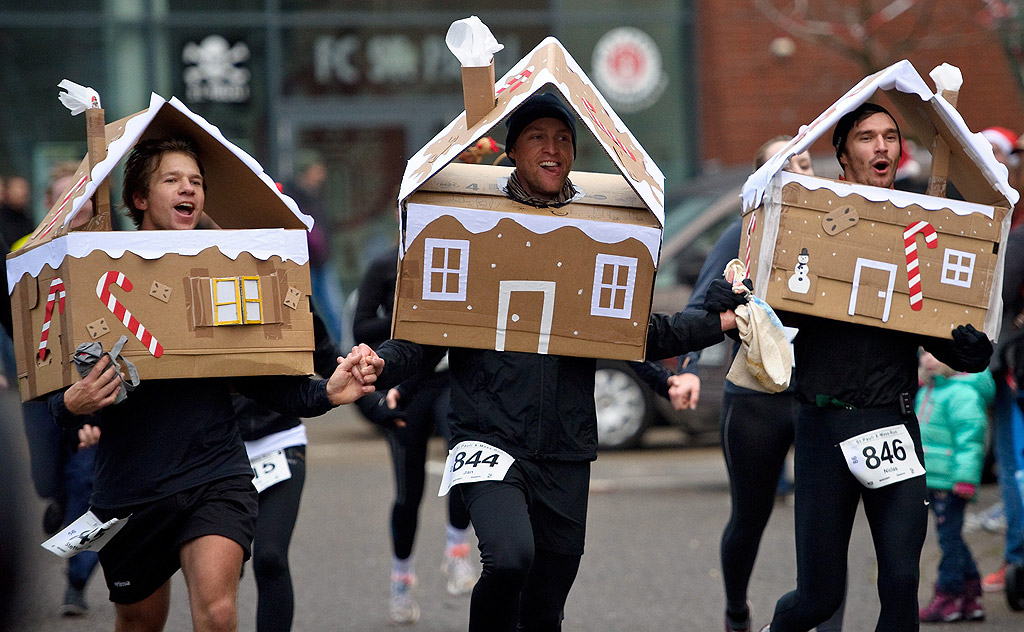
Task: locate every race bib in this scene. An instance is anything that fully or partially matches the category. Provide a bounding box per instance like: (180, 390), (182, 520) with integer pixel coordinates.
(839, 424), (924, 489)
(41, 510), (130, 558)
(438, 441), (515, 497)
(251, 449), (292, 493)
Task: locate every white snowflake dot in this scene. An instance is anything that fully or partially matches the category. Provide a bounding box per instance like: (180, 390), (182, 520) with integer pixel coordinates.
(526, 241), (531, 247)
(491, 263), (496, 268)
(511, 314), (520, 322)
(467, 305), (473, 310)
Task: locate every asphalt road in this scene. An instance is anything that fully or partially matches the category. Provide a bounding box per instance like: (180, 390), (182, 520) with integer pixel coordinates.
(5, 395), (1022, 631)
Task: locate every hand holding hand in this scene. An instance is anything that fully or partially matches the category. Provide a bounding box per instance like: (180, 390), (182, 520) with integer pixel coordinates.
(667, 373), (701, 411)
(326, 348), (378, 406)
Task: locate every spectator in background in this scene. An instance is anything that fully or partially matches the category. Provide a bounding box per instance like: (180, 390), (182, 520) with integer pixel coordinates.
(1, 175), (34, 247)
(916, 351), (994, 623)
(284, 150), (348, 346)
(670, 136), (844, 632)
(978, 126), (1024, 595)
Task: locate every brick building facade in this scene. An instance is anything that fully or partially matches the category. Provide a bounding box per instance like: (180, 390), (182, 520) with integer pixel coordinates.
(696, 1), (1024, 168)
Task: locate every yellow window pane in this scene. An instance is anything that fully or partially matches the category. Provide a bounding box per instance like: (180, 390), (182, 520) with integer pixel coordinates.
(242, 278), (260, 299)
(217, 303), (239, 324)
(215, 279), (236, 303)
(245, 302), (262, 323)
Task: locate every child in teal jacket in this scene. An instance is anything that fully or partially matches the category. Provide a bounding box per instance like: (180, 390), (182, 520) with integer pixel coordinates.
(916, 351), (995, 623)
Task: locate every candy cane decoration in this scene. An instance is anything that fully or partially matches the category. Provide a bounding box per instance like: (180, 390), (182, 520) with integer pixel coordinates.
(96, 271), (163, 357)
(743, 213), (757, 279)
(37, 278), (66, 360)
(904, 220), (938, 311)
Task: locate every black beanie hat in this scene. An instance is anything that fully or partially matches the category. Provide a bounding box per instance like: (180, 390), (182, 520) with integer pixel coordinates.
(832, 102), (902, 162)
(504, 92), (577, 165)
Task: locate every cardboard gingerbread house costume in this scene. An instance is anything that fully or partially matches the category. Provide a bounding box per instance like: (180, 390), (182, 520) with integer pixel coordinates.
(393, 35), (665, 362)
(740, 60), (1019, 341)
(7, 93), (316, 401)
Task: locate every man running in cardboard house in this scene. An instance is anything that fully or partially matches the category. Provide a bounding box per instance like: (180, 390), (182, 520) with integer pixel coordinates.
(357, 91), (745, 630)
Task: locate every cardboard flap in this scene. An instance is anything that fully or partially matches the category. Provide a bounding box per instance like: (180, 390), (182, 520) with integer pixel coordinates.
(399, 37), (665, 226)
(741, 60), (1019, 213)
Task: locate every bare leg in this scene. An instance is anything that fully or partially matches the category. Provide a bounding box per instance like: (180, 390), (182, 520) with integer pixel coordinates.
(180, 534), (244, 632)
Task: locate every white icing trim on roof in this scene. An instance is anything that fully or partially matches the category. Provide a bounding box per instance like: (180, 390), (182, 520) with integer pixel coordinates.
(403, 203), (661, 266)
(62, 95), (312, 232)
(777, 171), (998, 219)
(8, 229), (309, 294)
(741, 60), (1019, 212)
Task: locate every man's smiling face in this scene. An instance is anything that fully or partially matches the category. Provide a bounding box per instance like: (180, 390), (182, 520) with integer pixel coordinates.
(507, 117), (575, 201)
(135, 151), (205, 231)
(839, 111), (901, 188)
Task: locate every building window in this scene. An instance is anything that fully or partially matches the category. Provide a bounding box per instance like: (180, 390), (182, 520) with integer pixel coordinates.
(422, 238), (469, 301)
(212, 276), (263, 325)
(940, 249), (975, 289)
(591, 254), (637, 319)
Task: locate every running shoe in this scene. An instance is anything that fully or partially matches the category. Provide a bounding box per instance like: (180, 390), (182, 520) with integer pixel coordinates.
(919, 589), (963, 623)
(962, 578), (985, 621)
(982, 564), (1008, 593)
(388, 573), (420, 624)
(61, 584), (88, 617)
(724, 601), (752, 631)
(441, 543), (478, 596)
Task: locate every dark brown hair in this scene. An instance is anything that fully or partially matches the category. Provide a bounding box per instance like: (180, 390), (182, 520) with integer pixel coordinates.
(122, 138), (205, 228)
(831, 102), (902, 163)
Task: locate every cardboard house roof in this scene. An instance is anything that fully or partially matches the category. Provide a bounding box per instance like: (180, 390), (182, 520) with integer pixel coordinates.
(19, 93), (312, 250)
(398, 37), (666, 226)
(8, 94), (314, 294)
(741, 59), (1020, 213)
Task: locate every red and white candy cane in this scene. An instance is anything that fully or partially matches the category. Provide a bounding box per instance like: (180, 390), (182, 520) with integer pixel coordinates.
(743, 213), (757, 279)
(904, 220), (938, 311)
(37, 278), (66, 360)
(96, 271), (163, 357)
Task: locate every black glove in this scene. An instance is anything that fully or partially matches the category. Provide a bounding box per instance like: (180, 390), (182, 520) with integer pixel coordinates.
(950, 324), (993, 373)
(703, 278), (749, 313)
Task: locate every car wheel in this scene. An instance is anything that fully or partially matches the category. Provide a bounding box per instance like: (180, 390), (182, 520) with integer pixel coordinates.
(594, 366), (651, 449)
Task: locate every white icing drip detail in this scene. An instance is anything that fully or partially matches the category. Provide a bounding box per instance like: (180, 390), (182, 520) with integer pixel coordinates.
(8, 229), (308, 294)
(403, 202), (661, 266)
(778, 171), (997, 219)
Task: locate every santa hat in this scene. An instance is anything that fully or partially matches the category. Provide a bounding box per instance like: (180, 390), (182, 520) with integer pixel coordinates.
(982, 127), (1019, 162)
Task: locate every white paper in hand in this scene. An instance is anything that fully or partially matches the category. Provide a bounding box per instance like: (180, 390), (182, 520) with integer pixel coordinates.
(446, 16), (503, 67)
(42, 510), (129, 558)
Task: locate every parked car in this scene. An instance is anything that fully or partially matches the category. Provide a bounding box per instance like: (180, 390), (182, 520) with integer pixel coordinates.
(594, 167), (750, 449)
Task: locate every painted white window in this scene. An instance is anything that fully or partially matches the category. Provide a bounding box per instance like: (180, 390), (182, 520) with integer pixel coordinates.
(422, 238), (470, 301)
(212, 276), (263, 326)
(591, 254), (638, 319)
(940, 248), (976, 289)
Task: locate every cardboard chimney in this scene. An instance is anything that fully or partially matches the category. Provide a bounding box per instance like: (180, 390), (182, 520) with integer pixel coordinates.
(7, 93), (316, 401)
(394, 34), (665, 362)
(740, 60), (1019, 341)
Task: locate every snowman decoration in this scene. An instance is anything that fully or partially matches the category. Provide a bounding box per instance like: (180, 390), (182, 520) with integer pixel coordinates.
(788, 248), (811, 294)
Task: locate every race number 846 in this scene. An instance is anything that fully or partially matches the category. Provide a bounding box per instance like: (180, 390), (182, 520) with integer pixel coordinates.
(839, 424), (924, 489)
(861, 438), (907, 469)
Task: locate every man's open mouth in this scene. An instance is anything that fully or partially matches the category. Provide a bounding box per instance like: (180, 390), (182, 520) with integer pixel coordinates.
(174, 202), (195, 215)
(539, 160), (560, 174)
(871, 160), (890, 174)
